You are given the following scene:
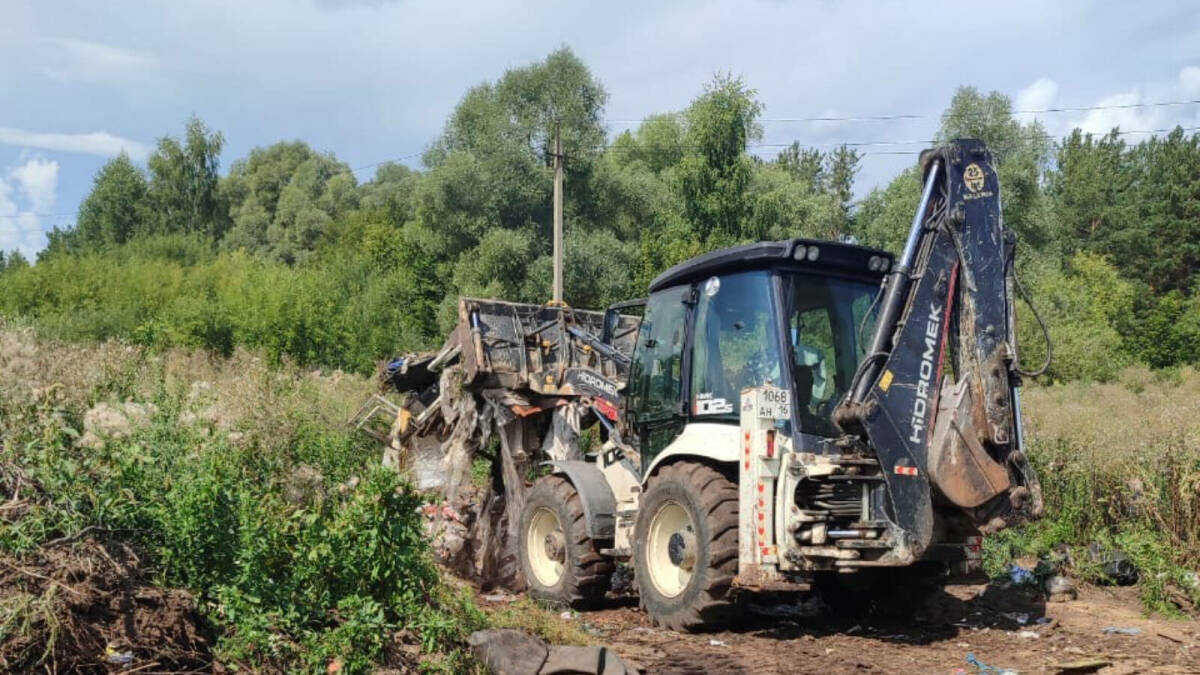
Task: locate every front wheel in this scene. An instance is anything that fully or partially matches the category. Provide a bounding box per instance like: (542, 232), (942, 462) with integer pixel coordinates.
(633, 462), (738, 631)
(518, 475), (613, 608)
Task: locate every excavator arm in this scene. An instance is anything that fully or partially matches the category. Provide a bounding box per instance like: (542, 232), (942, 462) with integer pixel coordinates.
(834, 139), (1043, 562)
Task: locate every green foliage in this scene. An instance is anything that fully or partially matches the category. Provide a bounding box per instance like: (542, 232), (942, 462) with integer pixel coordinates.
(8, 49), (1200, 385)
(0, 246), (433, 373)
(147, 116), (229, 239)
(0, 332), (480, 673)
(853, 167), (922, 252)
(71, 152), (150, 248)
(222, 141), (359, 264)
(1018, 252), (1135, 382)
(674, 73), (763, 248)
(937, 86), (1055, 249)
(747, 162), (842, 241)
(1051, 126), (1200, 294)
(982, 371), (1200, 614)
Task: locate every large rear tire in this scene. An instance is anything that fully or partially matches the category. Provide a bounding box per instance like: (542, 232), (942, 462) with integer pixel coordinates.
(518, 475), (613, 608)
(633, 462), (738, 631)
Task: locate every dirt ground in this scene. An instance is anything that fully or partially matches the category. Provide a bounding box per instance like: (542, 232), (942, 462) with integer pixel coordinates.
(0, 539), (211, 674)
(486, 582), (1200, 675)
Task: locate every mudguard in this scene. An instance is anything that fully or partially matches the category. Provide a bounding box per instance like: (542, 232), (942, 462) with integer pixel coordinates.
(546, 460), (616, 540)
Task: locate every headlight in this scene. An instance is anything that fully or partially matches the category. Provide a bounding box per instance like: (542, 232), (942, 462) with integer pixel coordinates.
(792, 245), (807, 261)
(879, 257), (890, 272)
(807, 246), (820, 262)
(868, 255), (881, 271)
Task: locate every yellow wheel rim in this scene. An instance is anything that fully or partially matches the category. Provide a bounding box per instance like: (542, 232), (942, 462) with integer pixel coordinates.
(646, 501), (696, 598)
(526, 507), (566, 587)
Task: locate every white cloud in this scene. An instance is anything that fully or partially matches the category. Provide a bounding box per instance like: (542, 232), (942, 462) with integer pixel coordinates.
(1015, 78), (1060, 123)
(0, 127), (150, 160)
(39, 36), (163, 89)
(0, 158), (59, 260)
(11, 158), (58, 213)
(1072, 65), (1200, 136)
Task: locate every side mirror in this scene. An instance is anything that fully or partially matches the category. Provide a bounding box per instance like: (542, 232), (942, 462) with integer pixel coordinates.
(602, 298), (646, 345)
(602, 307), (620, 345)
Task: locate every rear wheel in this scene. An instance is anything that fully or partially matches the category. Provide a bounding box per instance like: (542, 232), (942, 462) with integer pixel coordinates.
(634, 462), (738, 631)
(518, 475), (613, 608)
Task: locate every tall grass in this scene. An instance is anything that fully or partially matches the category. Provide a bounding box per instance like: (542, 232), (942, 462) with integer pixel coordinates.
(986, 366), (1200, 612)
(0, 322), (483, 672)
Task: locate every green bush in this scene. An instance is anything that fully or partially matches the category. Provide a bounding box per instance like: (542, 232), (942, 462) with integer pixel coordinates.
(0, 331), (479, 673)
(984, 372), (1200, 614)
(0, 245), (438, 374)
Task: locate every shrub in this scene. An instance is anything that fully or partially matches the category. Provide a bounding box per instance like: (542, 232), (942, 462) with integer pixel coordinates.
(0, 328), (478, 672)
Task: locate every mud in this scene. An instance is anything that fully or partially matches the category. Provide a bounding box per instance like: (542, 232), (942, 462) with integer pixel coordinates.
(485, 582), (1200, 674)
(0, 539), (211, 673)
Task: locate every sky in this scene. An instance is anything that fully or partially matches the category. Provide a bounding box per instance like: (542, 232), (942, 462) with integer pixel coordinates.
(1, 0), (1198, 258)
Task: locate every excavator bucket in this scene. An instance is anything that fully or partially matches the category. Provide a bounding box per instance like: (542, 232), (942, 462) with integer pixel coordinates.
(927, 377), (1011, 509)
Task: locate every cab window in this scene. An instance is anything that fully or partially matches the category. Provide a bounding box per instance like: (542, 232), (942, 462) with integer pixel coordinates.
(628, 286), (690, 423)
(690, 271), (783, 419)
(782, 273), (879, 436)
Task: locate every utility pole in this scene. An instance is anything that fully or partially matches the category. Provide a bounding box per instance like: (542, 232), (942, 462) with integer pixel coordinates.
(551, 120), (564, 305)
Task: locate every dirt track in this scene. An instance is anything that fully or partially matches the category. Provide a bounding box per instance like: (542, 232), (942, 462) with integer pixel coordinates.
(491, 582), (1200, 674)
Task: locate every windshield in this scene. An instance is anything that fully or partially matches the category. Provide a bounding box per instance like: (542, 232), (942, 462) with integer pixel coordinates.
(690, 271), (785, 417)
(782, 272), (879, 436)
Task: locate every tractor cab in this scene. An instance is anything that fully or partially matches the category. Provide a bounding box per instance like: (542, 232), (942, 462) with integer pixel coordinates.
(620, 238), (894, 472)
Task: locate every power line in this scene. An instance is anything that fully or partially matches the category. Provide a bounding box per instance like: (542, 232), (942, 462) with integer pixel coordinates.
(11, 119), (1193, 223)
(605, 98), (1200, 125)
(350, 150), (425, 175)
(0, 212), (74, 220)
(597, 125), (1200, 159)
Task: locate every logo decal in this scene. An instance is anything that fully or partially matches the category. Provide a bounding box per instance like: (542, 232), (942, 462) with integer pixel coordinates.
(909, 302), (942, 445)
(964, 163), (986, 193)
(694, 393), (733, 415)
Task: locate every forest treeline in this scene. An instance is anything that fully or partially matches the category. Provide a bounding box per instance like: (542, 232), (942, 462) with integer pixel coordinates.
(2, 47), (1199, 381)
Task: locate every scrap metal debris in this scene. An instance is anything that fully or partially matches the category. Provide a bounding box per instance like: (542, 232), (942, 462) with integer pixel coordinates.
(351, 298), (639, 590)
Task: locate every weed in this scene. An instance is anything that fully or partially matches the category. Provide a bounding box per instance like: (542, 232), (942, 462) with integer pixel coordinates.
(0, 325), (480, 672)
(985, 366), (1200, 614)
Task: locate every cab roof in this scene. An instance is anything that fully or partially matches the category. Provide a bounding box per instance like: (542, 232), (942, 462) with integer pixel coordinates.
(648, 238), (894, 293)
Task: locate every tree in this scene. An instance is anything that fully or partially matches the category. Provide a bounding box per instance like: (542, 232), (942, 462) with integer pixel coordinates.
(674, 73), (763, 248)
(3, 250), (29, 271)
(1049, 129), (1133, 257)
(1019, 252), (1135, 382)
(825, 145), (860, 232)
(357, 162), (419, 222)
(72, 153), (150, 248)
(745, 163), (841, 241)
(1126, 127), (1200, 292)
(853, 167), (922, 253)
(147, 117), (227, 239)
(1050, 126), (1200, 294)
(777, 143), (824, 188)
(221, 141), (357, 263)
(417, 47), (611, 309)
(935, 87), (1054, 250)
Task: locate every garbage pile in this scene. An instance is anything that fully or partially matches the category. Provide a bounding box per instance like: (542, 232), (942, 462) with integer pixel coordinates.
(351, 298), (639, 591)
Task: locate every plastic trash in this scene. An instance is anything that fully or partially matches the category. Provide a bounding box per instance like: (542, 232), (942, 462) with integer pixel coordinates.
(966, 652), (1018, 674)
(1101, 626), (1141, 635)
(104, 644), (134, 667)
(1003, 611), (1029, 625)
(1088, 542), (1139, 586)
(1046, 575), (1075, 595)
(1007, 563), (1035, 586)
